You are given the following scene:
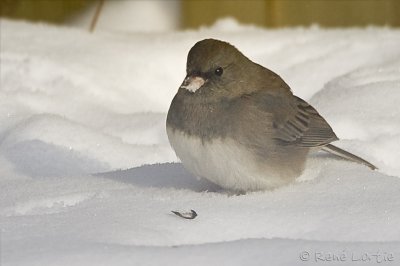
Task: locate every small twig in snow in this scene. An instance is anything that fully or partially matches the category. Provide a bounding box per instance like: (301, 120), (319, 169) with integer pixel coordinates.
(90, 0), (105, 33)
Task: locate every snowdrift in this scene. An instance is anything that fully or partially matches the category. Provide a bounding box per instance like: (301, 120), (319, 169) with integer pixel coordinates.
(1, 19), (400, 265)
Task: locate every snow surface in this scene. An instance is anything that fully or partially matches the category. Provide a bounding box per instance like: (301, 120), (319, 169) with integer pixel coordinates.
(1, 18), (400, 265)
(68, 0), (180, 32)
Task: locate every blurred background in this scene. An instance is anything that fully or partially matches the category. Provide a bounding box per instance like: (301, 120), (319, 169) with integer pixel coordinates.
(1, 0), (400, 32)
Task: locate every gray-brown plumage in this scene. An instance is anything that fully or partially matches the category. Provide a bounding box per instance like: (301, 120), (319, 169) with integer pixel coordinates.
(166, 39), (376, 191)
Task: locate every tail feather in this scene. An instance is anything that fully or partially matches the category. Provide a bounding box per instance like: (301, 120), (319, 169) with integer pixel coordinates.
(322, 144), (377, 170)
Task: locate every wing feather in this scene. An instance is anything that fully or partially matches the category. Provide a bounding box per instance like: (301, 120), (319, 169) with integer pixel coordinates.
(274, 96), (338, 147)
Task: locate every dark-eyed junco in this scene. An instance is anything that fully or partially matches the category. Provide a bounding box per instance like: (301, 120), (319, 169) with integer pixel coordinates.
(166, 39), (376, 192)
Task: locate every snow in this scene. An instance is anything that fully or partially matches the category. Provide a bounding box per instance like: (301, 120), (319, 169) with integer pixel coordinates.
(1, 18), (400, 265)
(68, 0), (180, 32)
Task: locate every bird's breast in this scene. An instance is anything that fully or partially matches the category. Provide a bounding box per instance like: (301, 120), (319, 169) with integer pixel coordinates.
(166, 94), (235, 140)
(166, 126), (296, 191)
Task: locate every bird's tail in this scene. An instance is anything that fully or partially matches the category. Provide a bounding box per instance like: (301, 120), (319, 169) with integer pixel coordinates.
(322, 144), (377, 170)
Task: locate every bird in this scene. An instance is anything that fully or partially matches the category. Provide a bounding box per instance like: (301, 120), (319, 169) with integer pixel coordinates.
(166, 39), (376, 192)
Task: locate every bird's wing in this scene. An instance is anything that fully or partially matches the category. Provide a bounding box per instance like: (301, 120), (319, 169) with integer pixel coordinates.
(273, 95), (338, 147)
(244, 91), (338, 147)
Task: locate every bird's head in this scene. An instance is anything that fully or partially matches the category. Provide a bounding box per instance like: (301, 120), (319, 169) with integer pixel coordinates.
(179, 39), (257, 98)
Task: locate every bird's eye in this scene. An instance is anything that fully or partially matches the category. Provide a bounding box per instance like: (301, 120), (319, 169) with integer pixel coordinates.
(214, 67), (223, 76)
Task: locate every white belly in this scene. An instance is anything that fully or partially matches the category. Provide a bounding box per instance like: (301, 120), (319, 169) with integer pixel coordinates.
(166, 127), (293, 191)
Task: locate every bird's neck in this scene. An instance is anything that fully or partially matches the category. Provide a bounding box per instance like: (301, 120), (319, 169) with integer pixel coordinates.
(167, 91), (237, 141)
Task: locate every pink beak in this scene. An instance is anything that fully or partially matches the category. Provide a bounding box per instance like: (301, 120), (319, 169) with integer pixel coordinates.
(180, 75), (206, 93)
